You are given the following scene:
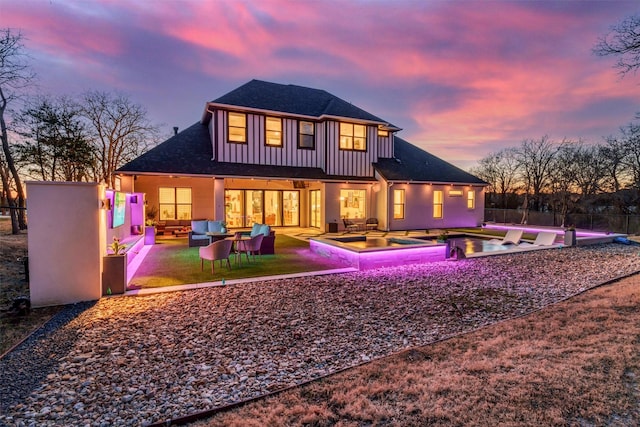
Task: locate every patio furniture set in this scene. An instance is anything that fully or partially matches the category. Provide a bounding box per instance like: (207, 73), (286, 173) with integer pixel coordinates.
(197, 222), (273, 273)
(343, 217), (378, 233)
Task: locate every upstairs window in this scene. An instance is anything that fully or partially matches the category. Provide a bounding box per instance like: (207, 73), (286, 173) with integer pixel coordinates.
(266, 116), (282, 146)
(228, 112), (246, 143)
(433, 190), (443, 219)
(378, 128), (389, 137)
(299, 121), (315, 149)
(339, 123), (367, 151)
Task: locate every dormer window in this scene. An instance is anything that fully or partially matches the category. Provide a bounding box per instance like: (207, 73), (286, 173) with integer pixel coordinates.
(339, 123), (367, 151)
(298, 121), (315, 149)
(266, 116), (282, 146)
(228, 112), (246, 143)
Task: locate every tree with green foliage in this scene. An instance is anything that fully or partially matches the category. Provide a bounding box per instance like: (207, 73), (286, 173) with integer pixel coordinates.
(14, 95), (95, 181)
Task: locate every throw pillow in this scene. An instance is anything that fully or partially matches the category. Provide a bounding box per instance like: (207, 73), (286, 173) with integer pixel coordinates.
(250, 223), (262, 237)
(259, 224), (271, 236)
(191, 220), (208, 234)
(208, 220), (222, 233)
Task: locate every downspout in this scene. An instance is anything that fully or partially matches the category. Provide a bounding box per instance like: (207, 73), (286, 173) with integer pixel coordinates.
(207, 106), (216, 161)
(387, 182), (394, 231)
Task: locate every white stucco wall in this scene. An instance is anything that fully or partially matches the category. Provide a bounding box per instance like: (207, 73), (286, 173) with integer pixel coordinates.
(27, 181), (105, 307)
(387, 183), (485, 231)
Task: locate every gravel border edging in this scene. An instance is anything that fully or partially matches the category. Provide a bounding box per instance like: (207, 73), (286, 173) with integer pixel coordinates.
(0, 301), (96, 414)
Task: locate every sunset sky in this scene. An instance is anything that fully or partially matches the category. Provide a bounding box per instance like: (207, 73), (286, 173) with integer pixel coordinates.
(2, 0), (639, 169)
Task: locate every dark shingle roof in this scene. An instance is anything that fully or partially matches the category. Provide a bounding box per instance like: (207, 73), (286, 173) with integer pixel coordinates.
(118, 124), (485, 185)
(116, 122), (370, 181)
(374, 137), (487, 185)
(209, 79), (394, 126)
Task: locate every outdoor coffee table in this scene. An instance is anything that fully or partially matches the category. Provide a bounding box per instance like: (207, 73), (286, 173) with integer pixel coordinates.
(205, 232), (233, 244)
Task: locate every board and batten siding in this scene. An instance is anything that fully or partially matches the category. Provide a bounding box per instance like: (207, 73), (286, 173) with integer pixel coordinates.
(324, 121), (377, 177)
(377, 134), (394, 159)
(214, 110), (323, 169)
(209, 118), (216, 161)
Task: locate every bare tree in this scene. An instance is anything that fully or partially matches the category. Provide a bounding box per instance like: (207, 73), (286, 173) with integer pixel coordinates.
(620, 123), (640, 189)
(594, 14), (640, 77)
(471, 148), (520, 209)
(572, 143), (605, 199)
(549, 142), (579, 227)
(515, 136), (557, 222)
(600, 136), (629, 193)
(0, 28), (33, 233)
(81, 91), (159, 189)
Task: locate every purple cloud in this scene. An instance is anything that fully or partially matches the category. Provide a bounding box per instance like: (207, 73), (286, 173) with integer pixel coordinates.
(3, 0), (639, 169)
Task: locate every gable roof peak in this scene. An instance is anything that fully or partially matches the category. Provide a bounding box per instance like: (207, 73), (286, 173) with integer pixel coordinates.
(207, 79), (397, 129)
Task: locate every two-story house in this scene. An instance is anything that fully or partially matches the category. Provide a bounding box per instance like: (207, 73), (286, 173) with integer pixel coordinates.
(116, 79), (487, 232)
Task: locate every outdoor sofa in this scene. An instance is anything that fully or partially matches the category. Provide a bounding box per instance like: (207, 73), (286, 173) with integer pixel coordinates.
(241, 223), (276, 254)
(188, 220), (226, 247)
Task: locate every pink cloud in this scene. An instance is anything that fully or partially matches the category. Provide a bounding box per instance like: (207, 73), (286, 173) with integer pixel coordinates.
(1, 0), (638, 168)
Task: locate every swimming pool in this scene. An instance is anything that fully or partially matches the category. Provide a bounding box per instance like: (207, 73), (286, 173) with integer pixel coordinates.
(309, 235), (447, 270)
(310, 227), (620, 270)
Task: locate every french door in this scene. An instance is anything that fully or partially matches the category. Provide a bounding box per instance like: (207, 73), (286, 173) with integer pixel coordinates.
(225, 189), (299, 227)
(310, 190), (321, 228)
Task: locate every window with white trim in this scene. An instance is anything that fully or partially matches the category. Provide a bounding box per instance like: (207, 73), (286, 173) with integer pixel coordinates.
(393, 189), (405, 219)
(433, 190), (443, 219)
(467, 190), (475, 209)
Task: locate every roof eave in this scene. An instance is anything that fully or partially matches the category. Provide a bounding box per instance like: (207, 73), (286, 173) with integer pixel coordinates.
(116, 170), (376, 182)
(205, 102), (392, 126)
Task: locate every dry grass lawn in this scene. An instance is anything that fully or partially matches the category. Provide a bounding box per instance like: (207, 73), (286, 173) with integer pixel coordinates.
(193, 275), (640, 426)
(0, 218), (61, 356)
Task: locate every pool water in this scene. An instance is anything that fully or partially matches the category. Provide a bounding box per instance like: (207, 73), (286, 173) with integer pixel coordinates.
(335, 236), (421, 249)
(448, 237), (513, 255)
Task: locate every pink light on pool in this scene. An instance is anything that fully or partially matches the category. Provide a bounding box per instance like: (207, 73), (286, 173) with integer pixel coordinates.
(310, 238), (447, 270)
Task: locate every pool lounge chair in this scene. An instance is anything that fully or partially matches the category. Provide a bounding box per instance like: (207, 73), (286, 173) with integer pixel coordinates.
(488, 229), (523, 245)
(518, 231), (558, 247)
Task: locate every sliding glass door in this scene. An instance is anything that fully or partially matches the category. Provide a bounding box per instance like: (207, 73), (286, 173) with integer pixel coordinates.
(310, 189), (321, 228)
(264, 191), (281, 226)
(225, 189), (299, 227)
(283, 191), (299, 226)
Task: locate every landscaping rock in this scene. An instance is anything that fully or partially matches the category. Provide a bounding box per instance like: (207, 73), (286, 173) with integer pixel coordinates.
(1, 244), (639, 425)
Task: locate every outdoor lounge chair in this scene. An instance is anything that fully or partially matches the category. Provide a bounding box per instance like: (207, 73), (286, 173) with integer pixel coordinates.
(343, 218), (360, 233)
(199, 239), (233, 273)
(488, 229), (523, 245)
(365, 218), (378, 231)
(518, 231), (558, 247)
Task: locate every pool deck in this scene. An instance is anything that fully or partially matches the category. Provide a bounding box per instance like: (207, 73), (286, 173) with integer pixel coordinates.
(123, 224), (626, 294)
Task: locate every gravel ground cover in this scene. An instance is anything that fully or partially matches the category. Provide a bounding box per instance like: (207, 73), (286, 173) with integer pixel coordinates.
(1, 244), (639, 426)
